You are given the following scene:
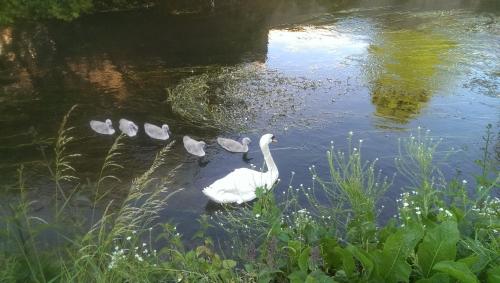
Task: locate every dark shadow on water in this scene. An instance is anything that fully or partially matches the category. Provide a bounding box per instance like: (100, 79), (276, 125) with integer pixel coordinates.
(197, 158), (210, 167)
(204, 199), (255, 214)
(242, 153), (253, 162)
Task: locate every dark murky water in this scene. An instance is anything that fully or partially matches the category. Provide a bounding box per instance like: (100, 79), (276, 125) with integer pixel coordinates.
(0, 2), (498, 231)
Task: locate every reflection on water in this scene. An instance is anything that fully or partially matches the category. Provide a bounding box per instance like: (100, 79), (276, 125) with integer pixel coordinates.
(0, 4), (498, 233)
(368, 29), (456, 123)
(269, 27), (368, 54)
(67, 57), (129, 101)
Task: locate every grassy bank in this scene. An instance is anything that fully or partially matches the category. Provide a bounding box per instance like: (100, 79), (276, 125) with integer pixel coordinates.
(0, 107), (498, 282)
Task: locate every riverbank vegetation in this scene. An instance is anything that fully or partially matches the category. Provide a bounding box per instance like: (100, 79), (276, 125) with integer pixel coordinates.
(0, 107), (498, 282)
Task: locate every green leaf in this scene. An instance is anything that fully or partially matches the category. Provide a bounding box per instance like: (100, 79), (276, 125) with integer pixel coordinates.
(376, 223), (424, 283)
(289, 270), (308, 283)
(487, 265), (500, 283)
(334, 247), (356, 278)
(415, 272), (450, 283)
(458, 255), (490, 274)
(299, 247), (311, 272)
(433, 261), (479, 283)
(417, 221), (459, 277)
(320, 238), (340, 268)
(222, 259), (237, 269)
(346, 245), (375, 279)
(306, 270), (336, 283)
(278, 231), (290, 242)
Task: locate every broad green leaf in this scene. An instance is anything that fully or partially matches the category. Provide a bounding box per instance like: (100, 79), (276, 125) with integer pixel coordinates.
(289, 270), (308, 283)
(415, 272), (450, 283)
(376, 223), (424, 283)
(278, 231), (290, 242)
(487, 265), (500, 283)
(319, 238), (355, 277)
(334, 246), (355, 278)
(306, 270), (336, 283)
(346, 245), (375, 279)
(458, 254), (490, 274)
(433, 261), (479, 283)
(417, 221), (459, 277)
(299, 247), (311, 272)
(320, 238), (340, 270)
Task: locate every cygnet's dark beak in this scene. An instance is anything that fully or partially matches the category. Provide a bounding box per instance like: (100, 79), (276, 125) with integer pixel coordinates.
(271, 136), (278, 143)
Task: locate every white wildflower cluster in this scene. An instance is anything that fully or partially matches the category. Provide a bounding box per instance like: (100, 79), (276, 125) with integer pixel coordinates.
(438, 207), (453, 217)
(108, 247), (126, 270)
(294, 208), (314, 229)
(396, 191), (422, 217)
(108, 233), (158, 270)
(471, 197), (500, 217)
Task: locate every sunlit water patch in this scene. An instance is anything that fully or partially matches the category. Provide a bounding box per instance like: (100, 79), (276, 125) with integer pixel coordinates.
(0, 5), (498, 237)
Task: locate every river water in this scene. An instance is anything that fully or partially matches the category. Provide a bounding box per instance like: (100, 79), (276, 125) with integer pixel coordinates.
(0, 1), (498, 233)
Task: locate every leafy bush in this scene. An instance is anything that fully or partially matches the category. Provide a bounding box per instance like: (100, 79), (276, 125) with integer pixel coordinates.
(0, 107), (498, 282)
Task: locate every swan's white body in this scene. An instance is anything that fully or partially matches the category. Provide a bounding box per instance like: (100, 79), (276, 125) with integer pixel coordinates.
(183, 136), (206, 157)
(217, 137), (251, 153)
(90, 119), (115, 135)
(144, 123), (170, 140)
(119, 119), (138, 137)
(203, 134), (278, 204)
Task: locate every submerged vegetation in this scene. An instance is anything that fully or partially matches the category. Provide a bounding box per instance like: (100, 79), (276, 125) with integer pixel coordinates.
(0, 107), (498, 282)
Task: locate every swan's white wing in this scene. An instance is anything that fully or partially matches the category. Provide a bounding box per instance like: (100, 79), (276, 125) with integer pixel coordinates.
(119, 119), (138, 137)
(90, 120), (115, 135)
(203, 168), (272, 203)
(217, 137), (245, 152)
(144, 123), (167, 140)
(183, 136), (205, 156)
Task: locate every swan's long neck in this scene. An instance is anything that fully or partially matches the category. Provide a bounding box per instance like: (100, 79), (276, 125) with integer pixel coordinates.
(261, 142), (278, 178)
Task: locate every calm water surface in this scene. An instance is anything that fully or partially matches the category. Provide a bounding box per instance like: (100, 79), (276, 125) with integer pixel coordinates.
(0, 3), (498, 233)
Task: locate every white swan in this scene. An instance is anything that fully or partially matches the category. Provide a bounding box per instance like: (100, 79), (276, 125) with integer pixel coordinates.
(144, 123), (170, 140)
(203, 133), (278, 204)
(183, 136), (206, 157)
(119, 119), (138, 137)
(217, 137), (251, 153)
(90, 119), (115, 135)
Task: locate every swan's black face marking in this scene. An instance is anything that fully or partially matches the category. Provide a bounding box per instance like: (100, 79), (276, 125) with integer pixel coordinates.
(271, 135), (277, 143)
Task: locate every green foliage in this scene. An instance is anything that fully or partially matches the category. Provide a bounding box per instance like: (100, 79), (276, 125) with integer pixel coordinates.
(0, 115), (498, 282)
(0, 0), (93, 23)
(433, 261), (479, 283)
(417, 220), (460, 278)
(374, 222), (424, 282)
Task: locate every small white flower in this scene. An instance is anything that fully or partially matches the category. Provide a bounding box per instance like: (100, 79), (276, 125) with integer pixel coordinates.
(416, 211), (421, 215)
(142, 243), (147, 247)
(403, 202), (409, 207)
(359, 139), (363, 143)
(126, 236), (131, 241)
(255, 214), (260, 218)
(349, 131), (353, 136)
(462, 180), (467, 184)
